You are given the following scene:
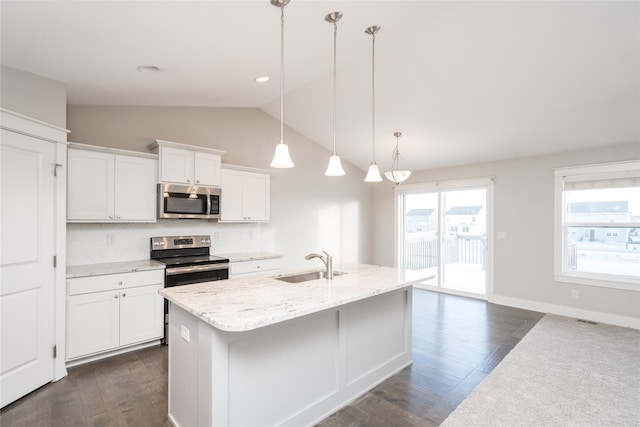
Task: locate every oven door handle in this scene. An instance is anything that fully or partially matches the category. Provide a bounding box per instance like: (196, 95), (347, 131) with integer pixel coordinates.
(165, 263), (229, 276)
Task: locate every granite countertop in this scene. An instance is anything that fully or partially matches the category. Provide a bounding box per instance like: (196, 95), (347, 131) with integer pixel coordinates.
(67, 260), (165, 279)
(159, 263), (418, 333)
(216, 251), (284, 263)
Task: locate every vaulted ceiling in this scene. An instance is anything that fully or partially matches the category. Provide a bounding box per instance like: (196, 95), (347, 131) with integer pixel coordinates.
(2, 1), (638, 172)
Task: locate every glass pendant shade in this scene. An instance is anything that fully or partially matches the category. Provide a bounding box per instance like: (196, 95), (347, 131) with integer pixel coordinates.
(384, 169), (411, 184)
(384, 131), (412, 185)
(365, 162), (383, 182)
(325, 154), (345, 176)
(270, 142), (294, 168)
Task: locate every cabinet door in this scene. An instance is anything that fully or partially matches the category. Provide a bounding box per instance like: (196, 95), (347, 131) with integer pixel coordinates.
(67, 149), (114, 220)
(160, 147), (193, 184)
(220, 169), (245, 221)
(115, 155), (157, 221)
(119, 285), (164, 347)
(67, 291), (120, 359)
(243, 172), (270, 221)
(194, 152), (221, 187)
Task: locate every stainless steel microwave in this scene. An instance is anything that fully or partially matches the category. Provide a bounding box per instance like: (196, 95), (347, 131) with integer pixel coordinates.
(158, 183), (220, 219)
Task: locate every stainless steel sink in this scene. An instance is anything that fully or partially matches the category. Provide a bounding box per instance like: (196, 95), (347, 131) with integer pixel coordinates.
(274, 270), (346, 283)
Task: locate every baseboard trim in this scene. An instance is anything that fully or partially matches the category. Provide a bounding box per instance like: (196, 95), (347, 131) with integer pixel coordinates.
(491, 295), (640, 330)
(64, 340), (162, 369)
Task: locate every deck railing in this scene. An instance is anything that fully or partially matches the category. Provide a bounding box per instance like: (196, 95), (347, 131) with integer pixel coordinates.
(405, 235), (486, 270)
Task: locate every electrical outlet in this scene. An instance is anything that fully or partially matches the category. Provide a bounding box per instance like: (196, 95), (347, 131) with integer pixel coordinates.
(181, 325), (190, 343)
(107, 234), (115, 246)
(571, 290), (579, 299)
(213, 232), (220, 241)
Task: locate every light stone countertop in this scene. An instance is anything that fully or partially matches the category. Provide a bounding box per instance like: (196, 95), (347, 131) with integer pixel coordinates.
(159, 263), (418, 332)
(215, 251), (284, 263)
(67, 260), (165, 279)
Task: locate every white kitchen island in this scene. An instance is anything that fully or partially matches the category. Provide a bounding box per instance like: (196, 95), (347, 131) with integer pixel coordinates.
(159, 264), (416, 427)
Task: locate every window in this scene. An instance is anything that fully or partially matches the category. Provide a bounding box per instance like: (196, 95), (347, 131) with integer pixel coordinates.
(554, 161), (640, 290)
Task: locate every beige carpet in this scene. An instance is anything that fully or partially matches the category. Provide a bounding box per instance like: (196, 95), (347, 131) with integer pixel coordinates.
(441, 314), (640, 426)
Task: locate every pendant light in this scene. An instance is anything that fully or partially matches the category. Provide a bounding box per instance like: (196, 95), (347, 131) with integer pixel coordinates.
(270, 0), (294, 168)
(364, 25), (382, 182)
(384, 131), (412, 185)
(324, 12), (345, 177)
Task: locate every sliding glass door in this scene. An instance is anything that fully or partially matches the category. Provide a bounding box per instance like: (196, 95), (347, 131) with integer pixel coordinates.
(399, 179), (493, 299)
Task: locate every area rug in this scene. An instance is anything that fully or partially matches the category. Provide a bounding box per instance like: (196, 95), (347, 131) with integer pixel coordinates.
(441, 314), (640, 426)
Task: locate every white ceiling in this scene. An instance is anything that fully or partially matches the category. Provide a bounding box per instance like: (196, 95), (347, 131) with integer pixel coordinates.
(1, 1), (638, 172)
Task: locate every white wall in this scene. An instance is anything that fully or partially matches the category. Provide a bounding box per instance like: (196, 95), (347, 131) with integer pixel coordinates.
(372, 142), (640, 322)
(0, 65), (67, 127)
(66, 105), (373, 270)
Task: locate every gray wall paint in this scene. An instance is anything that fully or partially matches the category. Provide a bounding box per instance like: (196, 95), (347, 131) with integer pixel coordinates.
(1, 65), (67, 127)
(66, 105), (373, 270)
(372, 142), (640, 319)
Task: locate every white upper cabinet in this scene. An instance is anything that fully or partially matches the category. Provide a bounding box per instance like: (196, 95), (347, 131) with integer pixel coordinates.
(149, 140), (225, 187)
(114, 155), (157, 221)
(220, 165), (271, 222)
(67, 144), (157, 222)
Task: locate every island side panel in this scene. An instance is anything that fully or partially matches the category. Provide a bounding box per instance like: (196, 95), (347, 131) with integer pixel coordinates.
(226, 311), (340, 426)
(167, 304), (200, 427)
(168, 286), (413, 427)
(345, 287), (412, 386)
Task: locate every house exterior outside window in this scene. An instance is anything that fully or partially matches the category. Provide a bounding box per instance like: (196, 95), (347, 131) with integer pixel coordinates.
(554, 161), (640, 291)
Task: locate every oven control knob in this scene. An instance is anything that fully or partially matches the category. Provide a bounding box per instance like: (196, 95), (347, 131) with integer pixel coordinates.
(201, 239), (210, 244)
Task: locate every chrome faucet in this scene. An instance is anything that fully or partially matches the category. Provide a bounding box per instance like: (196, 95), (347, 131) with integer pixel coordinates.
(305, 249), (334, 279)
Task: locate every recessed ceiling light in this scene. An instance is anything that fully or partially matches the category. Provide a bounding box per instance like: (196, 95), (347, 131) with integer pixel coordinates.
(255, 76), (270, 83)
(137, 65), (160, 73)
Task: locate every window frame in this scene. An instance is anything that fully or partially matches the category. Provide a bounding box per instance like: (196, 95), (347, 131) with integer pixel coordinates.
(554, 160), (640, 291)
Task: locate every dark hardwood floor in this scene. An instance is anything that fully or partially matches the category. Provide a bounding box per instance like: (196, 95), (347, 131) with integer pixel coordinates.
(0, 290), (543, 427)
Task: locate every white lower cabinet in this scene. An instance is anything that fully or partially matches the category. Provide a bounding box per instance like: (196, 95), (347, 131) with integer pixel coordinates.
(66, 270), (164, 361)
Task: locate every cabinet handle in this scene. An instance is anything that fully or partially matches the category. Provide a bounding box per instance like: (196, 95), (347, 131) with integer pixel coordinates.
(114, 294), (119, 299)
(109, 215), (113, 219)
(196, 180), (200, 184)
(118, 281), (123, 286)
(116, 215), (120, 219)
(122, 293), (126, 298)
(186, 178), (191, 183)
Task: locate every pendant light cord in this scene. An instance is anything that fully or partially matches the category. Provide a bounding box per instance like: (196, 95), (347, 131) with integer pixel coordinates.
(279, 5), (285, 144)
(332, 21), (338, 155)
(371, 31), (376, 162)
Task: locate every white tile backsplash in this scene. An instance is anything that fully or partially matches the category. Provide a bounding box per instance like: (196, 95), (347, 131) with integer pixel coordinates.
(67, 220), (268, 266)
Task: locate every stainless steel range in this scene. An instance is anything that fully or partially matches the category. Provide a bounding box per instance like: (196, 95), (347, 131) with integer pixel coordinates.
(150, 235), (229, 343)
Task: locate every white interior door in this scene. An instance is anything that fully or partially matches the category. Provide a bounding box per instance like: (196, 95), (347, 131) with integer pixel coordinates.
(1, 129), (56, 408)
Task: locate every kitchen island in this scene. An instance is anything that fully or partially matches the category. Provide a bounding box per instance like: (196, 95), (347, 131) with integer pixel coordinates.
(159, 264), (416, 427)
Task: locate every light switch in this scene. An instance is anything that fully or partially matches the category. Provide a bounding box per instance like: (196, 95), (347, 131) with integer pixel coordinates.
(497, 231), (508, 240)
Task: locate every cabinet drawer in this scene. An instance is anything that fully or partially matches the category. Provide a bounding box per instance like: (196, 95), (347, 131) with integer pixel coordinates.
(68, 270), (164, 295)
(231, 258), (281, 277)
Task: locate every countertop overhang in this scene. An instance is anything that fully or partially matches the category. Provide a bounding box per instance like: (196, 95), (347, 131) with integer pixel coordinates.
(159, 263), (417, 332)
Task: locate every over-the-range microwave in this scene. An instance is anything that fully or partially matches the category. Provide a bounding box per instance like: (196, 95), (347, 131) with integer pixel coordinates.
(158, 183), (220, 219)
